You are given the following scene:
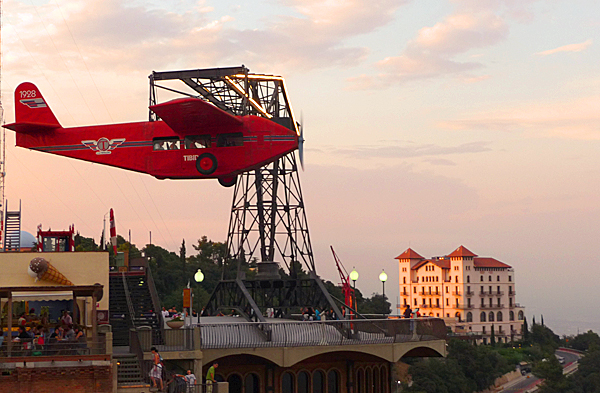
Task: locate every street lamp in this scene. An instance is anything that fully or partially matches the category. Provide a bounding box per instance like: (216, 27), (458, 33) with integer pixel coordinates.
(350, 268), (359, 315)
(379, 270), (388, 317)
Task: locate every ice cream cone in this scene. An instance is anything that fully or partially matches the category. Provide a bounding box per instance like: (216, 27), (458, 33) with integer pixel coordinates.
(40, 262), (73, 286)
(29, 257), (73, 286)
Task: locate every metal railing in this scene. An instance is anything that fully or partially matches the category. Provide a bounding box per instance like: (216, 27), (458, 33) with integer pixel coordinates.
(0, 337), (106, 358)
(199, 318), (446, 349)
(135, 327), (195, 352)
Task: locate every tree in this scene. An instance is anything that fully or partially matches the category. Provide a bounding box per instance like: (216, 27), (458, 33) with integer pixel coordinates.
(74, 233), (99, 251)
(180, 239), (186, 277)
(491, 324), (496, 347)
(523, 317), (529, 341)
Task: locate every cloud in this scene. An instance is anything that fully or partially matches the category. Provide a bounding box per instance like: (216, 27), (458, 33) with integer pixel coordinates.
(437, 96), (600, 140)
(3, 0), (409, 76)
(347, 12), (508, 89)
(328, 141), (492, 159)
(535, 39), (593, 56)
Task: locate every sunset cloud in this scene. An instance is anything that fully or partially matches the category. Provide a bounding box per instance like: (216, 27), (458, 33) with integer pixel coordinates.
(535, 39), (593, 56)
(347, 11), (509, 89)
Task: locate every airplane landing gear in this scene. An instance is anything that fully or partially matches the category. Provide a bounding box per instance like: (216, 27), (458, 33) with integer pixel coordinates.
(218, 176), (237, 187)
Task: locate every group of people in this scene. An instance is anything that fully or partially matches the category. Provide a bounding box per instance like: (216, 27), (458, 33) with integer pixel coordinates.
(149, 346), (217, 393)
(301, 307), (338, 321)
(402, 305), (420, 319)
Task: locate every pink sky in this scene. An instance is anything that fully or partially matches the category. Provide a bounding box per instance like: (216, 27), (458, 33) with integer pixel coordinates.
(2, 0), (600, 334)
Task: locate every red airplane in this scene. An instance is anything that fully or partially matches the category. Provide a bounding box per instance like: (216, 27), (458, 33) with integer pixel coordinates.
(4, 82), (299, 187)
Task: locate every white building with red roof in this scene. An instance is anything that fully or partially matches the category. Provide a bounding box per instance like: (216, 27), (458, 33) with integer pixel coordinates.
(396, 246), (525, 344)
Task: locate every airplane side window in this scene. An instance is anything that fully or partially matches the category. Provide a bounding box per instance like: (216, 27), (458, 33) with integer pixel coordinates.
(185, 135), (211, 149)
(217, 132), (244, 147)
(153, 138), (180, 151)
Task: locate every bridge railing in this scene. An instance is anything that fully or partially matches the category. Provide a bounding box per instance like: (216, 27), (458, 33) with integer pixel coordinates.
(199, 318), (446, 349)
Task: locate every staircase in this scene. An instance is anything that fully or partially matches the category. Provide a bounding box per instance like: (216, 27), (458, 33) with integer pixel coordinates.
(115, 353), (145, 385)
(109, 272), (163, 347)
(3, 201), (21, 252)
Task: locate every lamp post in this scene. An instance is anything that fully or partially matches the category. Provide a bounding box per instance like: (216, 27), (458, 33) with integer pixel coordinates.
(350, 268), (359, 315)
(194, 269), (204, 324)
(379, 269), (388, 318)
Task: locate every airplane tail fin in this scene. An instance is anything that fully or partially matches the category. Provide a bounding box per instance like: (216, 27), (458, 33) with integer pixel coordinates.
(4, 82), (61, 133)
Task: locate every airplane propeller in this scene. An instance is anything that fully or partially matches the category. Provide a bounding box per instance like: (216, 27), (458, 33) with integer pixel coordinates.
(298, 112), (305, 171)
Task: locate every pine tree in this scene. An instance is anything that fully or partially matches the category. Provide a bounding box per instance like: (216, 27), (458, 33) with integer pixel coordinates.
(523, 317), (529, 340)
(532, 315), (536, 325)
(541, 314), (544, 326)
(491, 324), (496, 346)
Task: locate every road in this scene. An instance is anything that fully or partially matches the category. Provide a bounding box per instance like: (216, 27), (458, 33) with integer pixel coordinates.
(498, 349), (581, 393)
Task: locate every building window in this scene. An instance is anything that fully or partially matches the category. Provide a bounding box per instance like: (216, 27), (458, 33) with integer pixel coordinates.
(403, 277), (406, 284)
(245, 373), (260, 393)
(497, 275), (500, 282)
(467, 276), (470, 283)
(446, 287), (449, 293)
(455, 299), (459, 307)
(282, 373), (295, 393)
(489, 286), (492, 294)
(403, 299), (407, 306)
(413, 287), (416, 293)
(489, 276), (492, 282)
(356, 370), (363, 393)
(467, 312), (473, 322)
(373, 368), (379, 393)
(480, 275), (484, 282)
(446, 299), (449, 306)
(436, 299), (440, 307)
(365, 369), (372, 393)
(455, 312), (461, 322)
(497, 298), (501, 306)
(446, 313), (450, 317)
(509, 276), (512, 282)
(414, 299), (417, 306)
(489, 311), (495, 322)
(489, 298), (493, 307)
(497, 286), (500, 294)
(509, 311), (515, 321)
(509, 286), (513, 294)
(480, 312), (486, 322)
(455, 276), (459, 283)
(380, 368), (387, 393)
(313, 371), (325, 393)
(327, 371), (339, 393)
(497, 311), (503, 322)
(481, 298), (484, 306)
(229, 374), (244, 393)
(509, 298), (513, 307)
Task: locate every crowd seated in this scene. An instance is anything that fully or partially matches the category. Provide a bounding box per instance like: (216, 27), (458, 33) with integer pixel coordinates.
(1, 322), (89, 357)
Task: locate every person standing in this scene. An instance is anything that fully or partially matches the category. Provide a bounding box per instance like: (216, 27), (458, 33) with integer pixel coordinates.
(149, 347), (164, 391)
(403, 305), (412, 319)
(206, 362), (218, 393)
(184, 369), (197, 393)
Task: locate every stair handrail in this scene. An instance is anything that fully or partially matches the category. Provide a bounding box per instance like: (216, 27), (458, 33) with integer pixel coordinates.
(146, 265), (166, 343)
(122, 272), (137, 328)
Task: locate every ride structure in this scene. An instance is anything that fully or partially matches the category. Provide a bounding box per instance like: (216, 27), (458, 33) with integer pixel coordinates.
(148, 66), (341, 321)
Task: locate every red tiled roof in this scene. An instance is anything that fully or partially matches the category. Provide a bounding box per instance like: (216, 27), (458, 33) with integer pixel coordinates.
(447, 245), (477, 258)
(411, 258), (450, 270)
(395, 248), (424, 260)
(474, 257), (511, 268)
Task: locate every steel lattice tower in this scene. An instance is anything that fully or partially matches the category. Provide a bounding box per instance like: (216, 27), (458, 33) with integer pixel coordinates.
(149, 66), (342, 321)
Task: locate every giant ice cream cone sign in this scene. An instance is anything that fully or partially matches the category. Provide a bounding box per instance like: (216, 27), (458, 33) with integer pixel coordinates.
(28, 257), (73, 286)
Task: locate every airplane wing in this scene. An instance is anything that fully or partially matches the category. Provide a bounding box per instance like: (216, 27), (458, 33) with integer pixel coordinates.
(150, 97), (243, 135)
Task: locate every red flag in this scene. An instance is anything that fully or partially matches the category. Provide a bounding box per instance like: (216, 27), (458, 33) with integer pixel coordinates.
(110, 208), (117, 255)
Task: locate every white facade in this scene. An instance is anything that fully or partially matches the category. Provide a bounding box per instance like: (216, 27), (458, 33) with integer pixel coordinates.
(396, 246), (525, 344)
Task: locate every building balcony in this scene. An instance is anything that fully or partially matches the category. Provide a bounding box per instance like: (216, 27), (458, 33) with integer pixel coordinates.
(480, 304), (504, 309)
(401, 292), (410, 297)
(465, 291), (474, 297)
(493, 291), (504, 296)
(457, 304), (474, 309)
(419, 291), (441, 296)
(451, 291), (462, 296)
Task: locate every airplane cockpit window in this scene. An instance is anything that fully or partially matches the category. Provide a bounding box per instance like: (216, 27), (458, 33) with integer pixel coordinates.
(185, 135), (211, 149)
(217, 132), (244, 147)
(153, 137), (180, 151)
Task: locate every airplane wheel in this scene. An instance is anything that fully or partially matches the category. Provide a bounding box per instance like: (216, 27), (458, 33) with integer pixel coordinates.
(196, 153), (217, 175)
(218, 176), (237, 187)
